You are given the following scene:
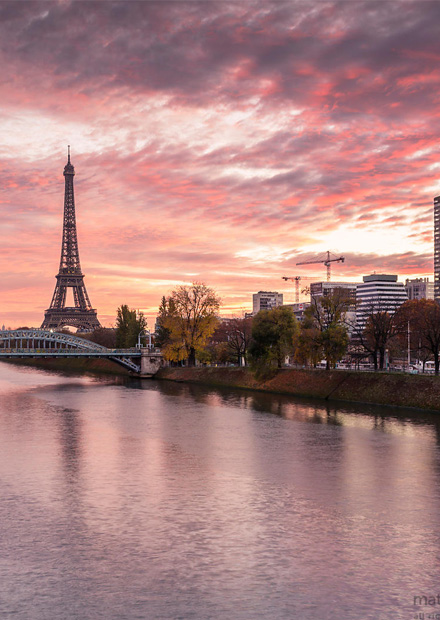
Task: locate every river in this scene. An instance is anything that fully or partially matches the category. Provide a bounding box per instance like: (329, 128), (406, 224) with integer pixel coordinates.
(0, 363), (439, 619)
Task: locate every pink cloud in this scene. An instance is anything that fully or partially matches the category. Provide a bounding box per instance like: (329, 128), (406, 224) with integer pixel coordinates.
(0, 1), (438, 327)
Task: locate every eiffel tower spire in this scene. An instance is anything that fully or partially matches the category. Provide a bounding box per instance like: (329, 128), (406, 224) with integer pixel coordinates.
(41, 148), (101, 332)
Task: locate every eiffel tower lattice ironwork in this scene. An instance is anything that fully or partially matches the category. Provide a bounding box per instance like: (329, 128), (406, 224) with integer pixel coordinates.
(41, 147), (101, 332)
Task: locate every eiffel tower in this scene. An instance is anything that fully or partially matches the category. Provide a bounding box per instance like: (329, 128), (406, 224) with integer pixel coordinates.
(41, 147), (101, 332)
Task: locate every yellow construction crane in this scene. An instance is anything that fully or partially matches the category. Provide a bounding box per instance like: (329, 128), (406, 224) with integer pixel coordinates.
(296, 250), (345, 282)
(282, 276), (301, 303)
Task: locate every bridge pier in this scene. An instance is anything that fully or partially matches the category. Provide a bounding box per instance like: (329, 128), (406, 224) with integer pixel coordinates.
(140, 349), (164, 378)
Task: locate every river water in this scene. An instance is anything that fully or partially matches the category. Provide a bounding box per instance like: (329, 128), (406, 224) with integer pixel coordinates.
(1, 363), (440, 620)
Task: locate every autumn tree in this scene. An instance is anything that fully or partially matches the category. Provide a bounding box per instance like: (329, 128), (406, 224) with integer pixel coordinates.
(115, 305), (148, 348)
(299, 289), (350, 369)
(155, 296), (178, 349)
(417, 300), (440, 374)
(215, 341), (234, 365)
(395, 299), (440, 374)
(248, 306), (298, 373)
(197, 341), (232, 366)
(294, 321), (323, 368)
(211, 316), (253, 366)
(161, 283), (221, 366)
(321, 324), (349, 368)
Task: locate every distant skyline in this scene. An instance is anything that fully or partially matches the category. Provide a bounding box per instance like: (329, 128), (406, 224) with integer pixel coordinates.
(1, 0), (438, 328)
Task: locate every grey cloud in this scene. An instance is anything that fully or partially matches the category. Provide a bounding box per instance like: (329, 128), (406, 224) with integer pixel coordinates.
(1, 0), (436, 112)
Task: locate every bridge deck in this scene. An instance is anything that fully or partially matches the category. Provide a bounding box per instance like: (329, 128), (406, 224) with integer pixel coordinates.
(0, 330), (162, 374)
(0, 349), (142, 358)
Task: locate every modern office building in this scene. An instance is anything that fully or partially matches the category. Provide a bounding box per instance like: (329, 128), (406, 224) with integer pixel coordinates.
(252, 291), (283, 314)
(310, 281), (357, 302)
(405, 278), (434, 300)
(435, 195), (440, 301)
(356, 274), (408, 330)
(309, 281), (358, 331)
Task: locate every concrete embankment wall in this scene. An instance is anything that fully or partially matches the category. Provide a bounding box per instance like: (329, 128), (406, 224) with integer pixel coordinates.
(2, 357), (130, 375)
(156, 367), (440, 411)
(5, 359), (440, 411)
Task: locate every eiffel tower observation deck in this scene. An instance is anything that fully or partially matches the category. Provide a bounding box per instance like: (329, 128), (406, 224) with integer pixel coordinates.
(41, 147), (101, 332)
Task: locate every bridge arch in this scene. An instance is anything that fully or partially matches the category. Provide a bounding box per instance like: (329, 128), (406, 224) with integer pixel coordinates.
(0, 329), (143, 373)
(0, 329), (108, 351)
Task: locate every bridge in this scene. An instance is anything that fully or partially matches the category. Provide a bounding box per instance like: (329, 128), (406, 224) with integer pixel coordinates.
(0, 329), (164, 376)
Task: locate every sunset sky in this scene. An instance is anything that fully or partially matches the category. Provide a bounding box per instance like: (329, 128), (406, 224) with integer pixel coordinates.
(1, 0), (439, 328)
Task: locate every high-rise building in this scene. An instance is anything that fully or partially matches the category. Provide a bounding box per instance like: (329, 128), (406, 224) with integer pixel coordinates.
(405, 278), (434, 300)
(252, 291), (283, 314)
(435, 195), (440, 301)
(356, 274), (408, 330)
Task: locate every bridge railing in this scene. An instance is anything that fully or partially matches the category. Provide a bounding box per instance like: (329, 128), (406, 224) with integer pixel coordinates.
(0, 347), (143, 356)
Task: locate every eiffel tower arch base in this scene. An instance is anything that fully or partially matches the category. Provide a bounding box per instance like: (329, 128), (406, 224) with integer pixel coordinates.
(41, 308), (101, 332)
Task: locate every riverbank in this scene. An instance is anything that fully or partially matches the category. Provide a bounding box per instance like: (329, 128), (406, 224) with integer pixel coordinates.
(157, 366), (440, 411)
(4, 358), (440, 410)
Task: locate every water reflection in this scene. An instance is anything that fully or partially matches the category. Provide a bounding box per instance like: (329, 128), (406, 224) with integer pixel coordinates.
(128, 376), (440, 441)
(1, 363), (440, 619)
(58, 407), (82, 481)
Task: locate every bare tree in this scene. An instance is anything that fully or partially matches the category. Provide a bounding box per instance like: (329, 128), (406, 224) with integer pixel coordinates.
(352, 299), (398, 370)
(395, 299), (440, 375)
(225, 317), (253, 366)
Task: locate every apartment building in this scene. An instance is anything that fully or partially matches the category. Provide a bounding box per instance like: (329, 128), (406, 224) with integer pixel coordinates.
(252, 291), (283, 314)
(405, 277), (434, 300)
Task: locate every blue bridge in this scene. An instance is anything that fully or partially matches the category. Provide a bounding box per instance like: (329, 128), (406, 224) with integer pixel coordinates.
(0, 329), (163, 376)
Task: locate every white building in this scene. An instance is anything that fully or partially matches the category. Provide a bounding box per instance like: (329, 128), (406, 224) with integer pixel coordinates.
(252, 291), (283, 314)
(405, 278), (434, 300)
(356, 274), (408, 330)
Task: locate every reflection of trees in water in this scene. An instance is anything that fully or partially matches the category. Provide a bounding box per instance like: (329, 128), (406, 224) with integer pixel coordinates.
(51, 401), (90, 539)
(58, 406), (83, 484)
(124, 376), (440, 438)
(40, 384), (84, 485)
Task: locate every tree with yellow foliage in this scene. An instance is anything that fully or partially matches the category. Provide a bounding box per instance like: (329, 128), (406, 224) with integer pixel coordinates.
(160, 283), (221, 366)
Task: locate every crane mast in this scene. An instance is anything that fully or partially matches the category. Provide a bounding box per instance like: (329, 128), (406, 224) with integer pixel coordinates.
(282, 276), (301, 303)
